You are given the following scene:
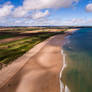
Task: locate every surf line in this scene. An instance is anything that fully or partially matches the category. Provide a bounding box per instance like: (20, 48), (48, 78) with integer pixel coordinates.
(59, 49), (70, 92)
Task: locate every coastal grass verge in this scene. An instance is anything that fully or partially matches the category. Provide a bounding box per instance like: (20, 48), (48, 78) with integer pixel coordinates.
(0, 31), (65, 68)
(0, 34), (15, 40)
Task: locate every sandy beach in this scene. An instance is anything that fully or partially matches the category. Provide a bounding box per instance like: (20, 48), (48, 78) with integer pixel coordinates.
(67, 29), (79, 33)
(0, 29), (78, 92)
(0, 34), (65, 92)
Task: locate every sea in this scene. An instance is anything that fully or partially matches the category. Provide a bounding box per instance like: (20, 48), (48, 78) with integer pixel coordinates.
(60, 28), (92, 92)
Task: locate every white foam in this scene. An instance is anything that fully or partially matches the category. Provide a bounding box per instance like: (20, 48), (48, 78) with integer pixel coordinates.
(65, 35), (71, 39)
(59, 50), (70, 92)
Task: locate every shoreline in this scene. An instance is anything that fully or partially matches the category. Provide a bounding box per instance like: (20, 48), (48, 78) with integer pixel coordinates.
(67, 28), (79, 33)
(0, 34), (65, 92)
(60, 49), (70, 92)
(60, 50), (67, 92)
(65, 28), (79, 36)
(0, 29), (78, 92)
(59, 28), (79, 92)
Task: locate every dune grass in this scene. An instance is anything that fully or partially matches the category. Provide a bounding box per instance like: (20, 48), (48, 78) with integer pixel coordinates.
(0, 32), (64, 65)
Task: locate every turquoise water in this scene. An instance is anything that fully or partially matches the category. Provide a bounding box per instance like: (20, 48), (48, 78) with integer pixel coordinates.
(61, 28), (92, 92)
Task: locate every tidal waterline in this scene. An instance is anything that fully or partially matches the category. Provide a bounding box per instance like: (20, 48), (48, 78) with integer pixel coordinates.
(61, 28), (92, 92)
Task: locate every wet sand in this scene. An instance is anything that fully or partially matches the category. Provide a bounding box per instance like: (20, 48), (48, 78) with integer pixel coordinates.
(0, 34), (65, 92)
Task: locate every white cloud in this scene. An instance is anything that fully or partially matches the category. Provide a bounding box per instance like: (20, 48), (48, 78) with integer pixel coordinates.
(86, 3), (92, 12)
(14, 20), (22, 23)
(61, 18), (92, 26)
(0, 0), (82, 26)
(0, 4), (14, 17)
(1, 17), (92, 26)
(31, 10), (49, 19)
(70, 18), (85, 24)
(12, 0), (78, 18)
(24, 18), (61, 26)
(23, 0), (78, 10)
(64, 18), (85, 25)
(12, 7), (28, 17)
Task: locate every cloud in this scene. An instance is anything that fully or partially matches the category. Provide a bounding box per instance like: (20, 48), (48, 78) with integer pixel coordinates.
(0, 0), (81, 26)
(25, 18), (61, 26)
(70, 18), (85, 24)
(86, 3), (92, 12)
(61, 18), (92, 26)
(1, 17), (92, 26)
(31, 10), (49, 19)
(0, 3), (14, 18)
(23, 0), (78, 10)
(12, 0), (78, 18)
(63, 18), (85, 25)
(12, 7), (28, 17)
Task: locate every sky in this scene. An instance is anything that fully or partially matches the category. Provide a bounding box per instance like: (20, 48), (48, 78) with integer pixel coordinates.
(0, 0), (92, 26)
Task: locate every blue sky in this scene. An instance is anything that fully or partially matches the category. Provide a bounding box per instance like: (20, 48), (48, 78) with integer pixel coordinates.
(0, 0), (92, 26)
